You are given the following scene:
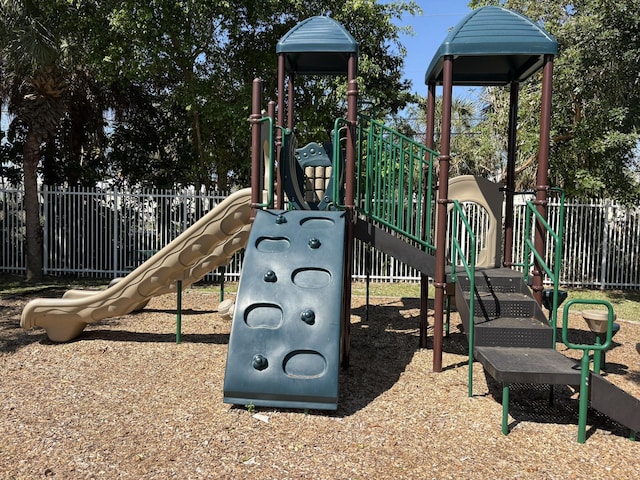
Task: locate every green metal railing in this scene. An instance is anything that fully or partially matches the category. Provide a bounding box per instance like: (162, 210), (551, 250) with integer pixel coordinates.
(515, 188), (566, 346)
(331, 117), (349, 208)
(449, 200), (477, 397)
(252, 116), (275, 209)
(333, 116), (438, 251)
(561, 299), (615, 444)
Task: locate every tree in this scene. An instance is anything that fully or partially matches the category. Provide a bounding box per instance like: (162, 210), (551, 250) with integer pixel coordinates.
(463, 82), (544, 189)
(108, 83), (195, 189)
(394, 95), (508, 179)
(1, 0), (420, 280)
(1, 0), (69, 281)
(470, 0), (640, 201)
(79, 0), (419, 190)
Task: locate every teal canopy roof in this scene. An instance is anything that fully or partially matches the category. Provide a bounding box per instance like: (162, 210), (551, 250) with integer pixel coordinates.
(425, 6), (558, 86)
(276, 16), (358, 74)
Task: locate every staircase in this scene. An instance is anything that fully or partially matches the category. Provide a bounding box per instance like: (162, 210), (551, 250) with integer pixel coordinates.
(454, 267), (640, 443)
(454, 267), (553, 349)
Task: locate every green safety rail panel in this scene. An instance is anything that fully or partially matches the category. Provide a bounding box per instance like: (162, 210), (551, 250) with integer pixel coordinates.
(332, 115), (438, 253)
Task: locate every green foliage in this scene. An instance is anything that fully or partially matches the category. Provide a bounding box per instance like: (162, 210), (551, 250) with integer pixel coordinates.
(41, 0), (417, 190)
(397, 95), (506, 179)
(2, 0), (419, 190)
(0, 0), (420, 278)
(1, 0), (75, 280)
(469, 0), (640, 202)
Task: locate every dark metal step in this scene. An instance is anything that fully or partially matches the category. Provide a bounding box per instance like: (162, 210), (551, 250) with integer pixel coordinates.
(454, 267), (553, 349)
(461, 291), (541, 322)
(474, 317), (554, 348)
(456, 267), (530, 294)
(474, 346), (581, 385)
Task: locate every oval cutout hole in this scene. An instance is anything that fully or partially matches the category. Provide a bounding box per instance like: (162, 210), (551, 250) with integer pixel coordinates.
(291, 268), (331, 288)
(299, 217), (335, 229)
(256, 236), (290, 253)
(244, 303), (283, 329)
(283, 350), (327, 378)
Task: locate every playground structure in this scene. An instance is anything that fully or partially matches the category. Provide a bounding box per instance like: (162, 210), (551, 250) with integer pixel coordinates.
(20, 7), (640, 442)
(224, 8), (640, 441)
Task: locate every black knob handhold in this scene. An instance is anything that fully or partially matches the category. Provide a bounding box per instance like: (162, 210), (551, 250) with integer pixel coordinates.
(252, 354), (268, 371)
(308, 238), (321, 249)
(300, 309), (316, 325)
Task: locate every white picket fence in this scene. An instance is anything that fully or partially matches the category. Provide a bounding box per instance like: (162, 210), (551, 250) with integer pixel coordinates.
(1, 186), (639, 288)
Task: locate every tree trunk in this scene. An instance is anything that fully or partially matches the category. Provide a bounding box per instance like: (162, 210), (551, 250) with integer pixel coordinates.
(217, 165), (229, 191)
(23, 131), (43, 282)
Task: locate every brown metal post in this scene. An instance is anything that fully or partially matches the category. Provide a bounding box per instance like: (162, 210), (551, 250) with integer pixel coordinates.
(341, 53), (358, 369)
(345, 55), (357, 209)
(425, 83), (436, 150)
(288, 73), (295, 129)
(532, 55), (554, 305)
(503, 81), (519, 267)
(276, 54), (286, 209)
(420, 83), (437, 348)
(433, 56), (454, 372)
(250, 78), (263, 220)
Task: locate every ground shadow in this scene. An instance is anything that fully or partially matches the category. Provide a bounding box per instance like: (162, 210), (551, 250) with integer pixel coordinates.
(334, 297), (425, 416)
(0, 321), (47, 354)
(626, 370), (640, 387)
(1, 296), (56, 354)
(78, 329), (229, 344)
(481, 372), (634, 440)
(139, 307), (218, 315)
(66, 307), (229, 344)
(1, 300), (229, 352)
(2, 286), (72, 300)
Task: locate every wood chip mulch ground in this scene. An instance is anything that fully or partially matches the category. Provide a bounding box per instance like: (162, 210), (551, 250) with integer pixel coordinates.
(1, 285), (639, 479)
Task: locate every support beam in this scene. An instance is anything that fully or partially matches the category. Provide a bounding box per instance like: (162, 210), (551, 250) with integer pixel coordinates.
(250, 78), (263, 219)
(503, 81), (519, 267)
(276, 55), (286, 209)
(533, 55), (554, 305)
(287, 73), (295, 129)
(432, 56), (454, 372)
(341, 53), (358, 369)
(267, 100), (280, 208)
(420, 83), (437, 349)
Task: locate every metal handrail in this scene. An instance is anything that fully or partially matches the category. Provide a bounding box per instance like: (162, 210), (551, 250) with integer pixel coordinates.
(520, 188), (566, 345)
(561, 298), (615, 443)
(331, 118), (349, 208)
(345, 115), (438, 252)
(450, 200), (477, 397)
(251, 116), (275, 209)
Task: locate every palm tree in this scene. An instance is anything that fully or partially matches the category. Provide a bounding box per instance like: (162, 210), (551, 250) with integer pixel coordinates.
(1, 0), (68, 281)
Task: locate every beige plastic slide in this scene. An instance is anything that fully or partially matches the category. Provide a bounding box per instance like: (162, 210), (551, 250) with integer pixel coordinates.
(21, 188), (253, 342)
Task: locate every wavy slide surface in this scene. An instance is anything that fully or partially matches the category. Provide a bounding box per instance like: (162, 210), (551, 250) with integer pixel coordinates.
(21, 188), (252, 342)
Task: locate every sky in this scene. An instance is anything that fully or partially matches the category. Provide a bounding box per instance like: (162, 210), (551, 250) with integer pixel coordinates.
(393, 0), (477, 100)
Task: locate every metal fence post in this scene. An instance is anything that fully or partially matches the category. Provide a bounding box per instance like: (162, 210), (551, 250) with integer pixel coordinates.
(42, 186), (49, 275)
(183, 189), (188, 233)
(600, 200), (612, 290)
(112, 189), (119, 278)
